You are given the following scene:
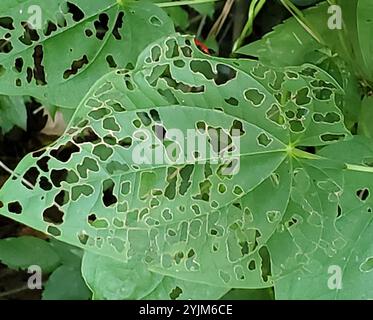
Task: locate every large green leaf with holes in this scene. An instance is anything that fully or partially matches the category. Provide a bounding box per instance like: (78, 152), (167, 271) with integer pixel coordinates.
(0, 35), (350, 289)
(268, 137), (373, 299)
(237, 1), (363, 129)
(0, 0), (174, 108)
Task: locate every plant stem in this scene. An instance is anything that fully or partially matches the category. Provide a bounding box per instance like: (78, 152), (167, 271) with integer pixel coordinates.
(292, 148), (322, 160)
(0, 160), (34, 189)
(233, 0), (266, 52)
(280, 0), (324, 44)
(292, 148), (373, 174)
(346, 164), (373, 174)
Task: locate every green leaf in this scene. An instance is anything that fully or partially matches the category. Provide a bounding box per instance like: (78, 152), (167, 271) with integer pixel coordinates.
(82, 251), (227, 300)
(236, 3), (330, 66)
(239, 0), (373, 85)
(43, 264), (91, 300)
(50, 239), (85, 268)
(0, 35), (349, 289)
(236, 1), (363, 129)
(189, 2), (215, 17)
(357, 0), (373, 82)
(0, 95), (27, 133)
(269, 137), (373, 299)
(358, 96), (373, 139)
(0, 0), (174, 108)
(0, 236), (60, 273)
(165, 7), (189, 30)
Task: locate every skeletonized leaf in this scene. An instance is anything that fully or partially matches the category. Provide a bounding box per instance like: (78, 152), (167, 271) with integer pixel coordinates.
(0, 35), (349, 288)
(0, 0), (174, 108)
(82, 251), (228, 300)
(269, 137), (373, 299)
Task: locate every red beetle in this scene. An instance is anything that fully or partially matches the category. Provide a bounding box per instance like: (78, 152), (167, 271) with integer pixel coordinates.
(194, 39), (210, 54)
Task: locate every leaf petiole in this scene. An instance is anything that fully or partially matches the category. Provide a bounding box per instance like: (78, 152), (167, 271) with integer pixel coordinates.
(345, 163), (373, 174)
(291, 148), (373, 174)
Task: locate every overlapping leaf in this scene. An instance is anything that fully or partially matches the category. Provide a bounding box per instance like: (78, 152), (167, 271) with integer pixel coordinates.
(268, 137), (373, 299)
(82, 251), (228, 300)
(0, 95), (27, 133)
(0, 35), (349, 289)
(0, 0), (174, 108)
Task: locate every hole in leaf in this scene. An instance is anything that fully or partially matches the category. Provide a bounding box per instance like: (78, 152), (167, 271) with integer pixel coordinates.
(32, 45), (46, 85)
(257, 133), (272, 147)
(39, 176), (53, 191)
(19, 22), (40, 45)
(47, 226), (61, 237)
(0, 39), (13, 54)
(43, 205), (64, 225)
(360, 257), (373, 272)
(244, 89), (265, 106)
(225, 97), (239, 106)
(44, 21), (58, 36)
(94, 13), (109, 40)
(0, 17), (14, 30)
(106, 55), (117, 68)
(8, 201), (22, 214)
(71, 185), (94, 201)
(66, 2), (85, 22)
(22, 167), (40, 189)
(356, 188), (370, 201)
(215, 64), (237, 85)
(55, 190), (69, 206)
(149, 15), (162, 26)
(248, 260), (256, 271)
(313, 112), (340, 123)
(88, 108), (110, 120)
(73, 127), (100, 144)
(320, 134), (345, 142)
(50, 142), (80, 162)
(92, 144), (113, 161)
(112, 11), (124, 40)
(103, 179), (117, 207)
(295, 88), (311, 105)
(63, 54), (89, 79)
(169, 287), (182, 300)
(103, 117), (120, 131)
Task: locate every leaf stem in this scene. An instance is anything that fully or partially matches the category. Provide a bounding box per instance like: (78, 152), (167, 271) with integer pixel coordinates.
(292, 149), (373, 174)
(0, 160), (34, 189)
(345, 164), (373, 174)
(280, 0), (324, 44)
(291, 148), (322, 160)
(233, 0), (266, 52)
